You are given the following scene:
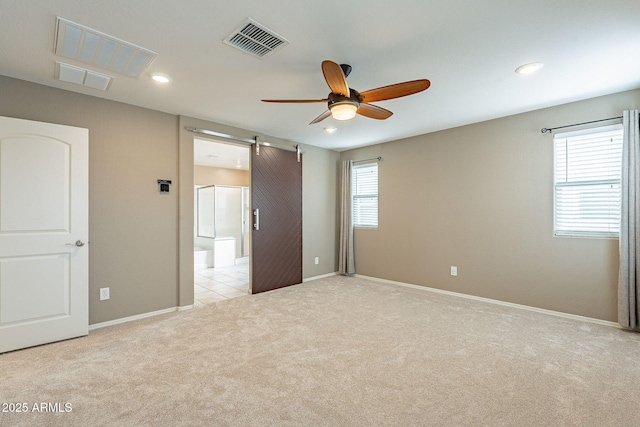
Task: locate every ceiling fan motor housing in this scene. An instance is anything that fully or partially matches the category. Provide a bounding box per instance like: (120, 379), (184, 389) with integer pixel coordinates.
(327, 89), (361, 109)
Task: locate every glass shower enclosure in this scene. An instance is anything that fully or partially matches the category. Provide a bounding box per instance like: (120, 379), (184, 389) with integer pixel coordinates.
(197, 185), (250, 259)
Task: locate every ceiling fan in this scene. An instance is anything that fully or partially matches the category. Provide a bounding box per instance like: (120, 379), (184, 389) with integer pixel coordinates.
(262, 60), (431, 124)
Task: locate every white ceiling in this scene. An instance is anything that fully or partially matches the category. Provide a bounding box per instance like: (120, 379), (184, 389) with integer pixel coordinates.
(1, 1), (639, 152)
(194, 138), (249, 170)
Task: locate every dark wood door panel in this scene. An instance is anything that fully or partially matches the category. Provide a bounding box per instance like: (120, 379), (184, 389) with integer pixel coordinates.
(251, 145), (302, 294)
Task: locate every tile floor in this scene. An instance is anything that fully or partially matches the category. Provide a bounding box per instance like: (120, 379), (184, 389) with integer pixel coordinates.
(194, 260), (249, 307)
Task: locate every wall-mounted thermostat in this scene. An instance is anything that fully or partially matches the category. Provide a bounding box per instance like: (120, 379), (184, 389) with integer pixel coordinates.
(157, 179), (172, 194)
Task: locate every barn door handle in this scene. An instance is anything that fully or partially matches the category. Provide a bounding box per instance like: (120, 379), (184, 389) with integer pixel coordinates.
(253, 209), (260, 231)
(66, 240), (85, 247)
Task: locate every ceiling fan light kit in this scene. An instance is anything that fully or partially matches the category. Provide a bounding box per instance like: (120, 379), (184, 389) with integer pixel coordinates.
(262, 60), (430, 125)
(330, 102), (358, 120)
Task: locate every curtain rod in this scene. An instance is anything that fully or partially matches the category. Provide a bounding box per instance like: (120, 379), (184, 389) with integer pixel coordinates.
(540, 116), (622, 134)
(353, 156), (382, 164)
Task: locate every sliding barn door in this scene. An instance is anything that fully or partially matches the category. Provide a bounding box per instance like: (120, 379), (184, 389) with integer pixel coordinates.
(251, 145), (302, 294)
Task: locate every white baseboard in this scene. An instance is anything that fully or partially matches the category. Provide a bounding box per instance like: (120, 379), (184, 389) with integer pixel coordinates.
(88, 272), (338, 331)
(356, 274), (621, 329)
(89, 307), (180, 331)
(88, 272), (336, 331)
(303, 271), (338, 283)
(90, 273), (617, 331)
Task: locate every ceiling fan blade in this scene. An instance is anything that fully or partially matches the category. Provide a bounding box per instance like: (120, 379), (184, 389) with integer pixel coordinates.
(359, 79), (430, 103)
(262, 99), (328, 103)
(309, 110), (332, 124)
(321, 60), (350, 97)
(356, 103), (393, 120)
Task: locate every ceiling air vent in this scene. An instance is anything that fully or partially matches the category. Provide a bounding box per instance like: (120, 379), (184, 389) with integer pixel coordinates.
(223, 19), (289, 59)
(55, 62), (113, 91)
(54, 17), (157, 78)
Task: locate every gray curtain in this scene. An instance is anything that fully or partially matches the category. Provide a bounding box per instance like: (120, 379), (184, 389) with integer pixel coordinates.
(618, 109), (640, 330)
(339, 160), (355, 275)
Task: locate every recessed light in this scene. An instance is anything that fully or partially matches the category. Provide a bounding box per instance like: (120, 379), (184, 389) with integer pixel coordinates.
(151, 73), (171, 83)
(324, 126), (337, 134)
(515, 62), (544, 75)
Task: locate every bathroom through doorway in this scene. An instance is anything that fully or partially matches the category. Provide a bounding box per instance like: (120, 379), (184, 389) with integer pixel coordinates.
(193, 138), (250, 306)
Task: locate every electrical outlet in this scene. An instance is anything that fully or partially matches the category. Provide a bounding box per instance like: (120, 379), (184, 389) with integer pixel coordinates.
(99, 287), (110, 301)
(450, 266), (458, 276)
(314, 257), (319, 265)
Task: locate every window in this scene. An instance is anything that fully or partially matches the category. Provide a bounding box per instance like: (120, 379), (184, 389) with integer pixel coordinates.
(554, 124), (623, 238)
(352, 162), (378, 228)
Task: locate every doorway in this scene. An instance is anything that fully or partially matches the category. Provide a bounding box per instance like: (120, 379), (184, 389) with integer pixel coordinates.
(193, 138), (250, 306)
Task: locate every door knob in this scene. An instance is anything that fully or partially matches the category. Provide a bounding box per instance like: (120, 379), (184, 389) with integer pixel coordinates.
(66, 240), (85, 247)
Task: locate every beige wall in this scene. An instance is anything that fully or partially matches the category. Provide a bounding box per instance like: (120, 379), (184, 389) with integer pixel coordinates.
(10, 69), (634, 324)
(0, 75), (179, 325)
(194, 165), (249, 187)
(0, 76), (339, 325)
(302, 144), (341, 276)
(341, 88), (640, 322)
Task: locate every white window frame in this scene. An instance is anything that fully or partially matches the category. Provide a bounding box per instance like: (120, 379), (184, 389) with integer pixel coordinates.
(553, 124), (623, 238)
(352, 162), (378, 229)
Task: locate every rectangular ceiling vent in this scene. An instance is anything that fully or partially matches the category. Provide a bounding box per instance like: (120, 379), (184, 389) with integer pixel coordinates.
(54, 17), (157, 78)
(55, 62), (113, 91)
(223, 19), (289, 59)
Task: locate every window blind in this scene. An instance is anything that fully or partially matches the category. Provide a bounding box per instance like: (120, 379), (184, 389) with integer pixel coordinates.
(352, 163), (378, 228)
(553, 125), (622, 237)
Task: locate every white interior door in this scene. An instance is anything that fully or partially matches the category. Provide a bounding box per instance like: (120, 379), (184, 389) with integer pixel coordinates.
(0, 116), (88, 353)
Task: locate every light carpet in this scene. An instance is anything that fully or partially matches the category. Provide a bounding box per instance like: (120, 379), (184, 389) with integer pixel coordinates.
(1, 275), (640, 426)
